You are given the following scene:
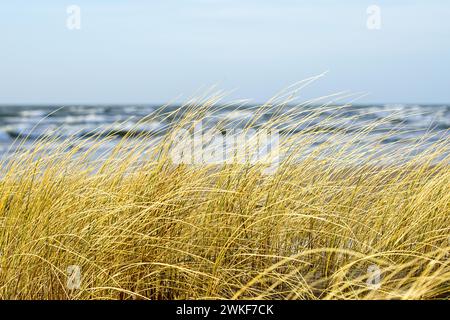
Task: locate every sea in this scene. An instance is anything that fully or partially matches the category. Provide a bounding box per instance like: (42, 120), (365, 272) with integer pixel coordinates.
(0, 104), (448, 159)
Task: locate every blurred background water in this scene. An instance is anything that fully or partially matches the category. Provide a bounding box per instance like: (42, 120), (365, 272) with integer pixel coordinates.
(0, 104), (448, 158)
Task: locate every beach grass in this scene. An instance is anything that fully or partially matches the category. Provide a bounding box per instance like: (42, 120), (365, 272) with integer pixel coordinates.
(0, 93), (448, 300)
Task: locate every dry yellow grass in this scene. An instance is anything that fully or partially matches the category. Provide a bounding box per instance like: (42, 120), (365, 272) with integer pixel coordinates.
(0, 92), (448, 300)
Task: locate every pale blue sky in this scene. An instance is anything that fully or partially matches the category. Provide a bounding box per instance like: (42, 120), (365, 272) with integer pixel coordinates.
(0, 0), (449, 104)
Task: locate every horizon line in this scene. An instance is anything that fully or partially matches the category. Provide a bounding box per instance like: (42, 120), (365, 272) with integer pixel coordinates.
(0, 102), (449, 107)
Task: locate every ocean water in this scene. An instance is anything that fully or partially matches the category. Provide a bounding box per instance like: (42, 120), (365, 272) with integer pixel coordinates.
(0, 104), (448, 158)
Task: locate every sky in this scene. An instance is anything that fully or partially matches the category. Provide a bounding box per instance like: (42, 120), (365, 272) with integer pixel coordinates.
(0, 0), (449, 104)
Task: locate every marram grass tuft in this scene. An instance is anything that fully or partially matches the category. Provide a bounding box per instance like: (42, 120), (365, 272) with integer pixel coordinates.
(0, 93), (448, 300)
